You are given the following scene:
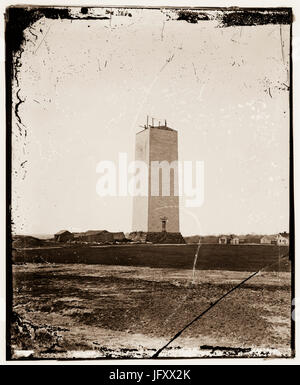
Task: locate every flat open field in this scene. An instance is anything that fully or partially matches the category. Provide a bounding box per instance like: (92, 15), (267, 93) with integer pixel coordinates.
(13, 244), (290, 271)
(11, 244), (292, 359)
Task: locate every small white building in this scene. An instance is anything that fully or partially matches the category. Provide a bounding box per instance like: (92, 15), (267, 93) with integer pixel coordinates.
(219, 236), (227, 244)
(230, 237), (239, 245)
(276, 234), (289, 246)
(260, 234), (289, 246)
(260, 236), (273, 244)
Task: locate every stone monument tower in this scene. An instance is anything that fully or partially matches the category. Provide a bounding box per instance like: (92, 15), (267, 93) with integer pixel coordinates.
(131, 118), (184, 244)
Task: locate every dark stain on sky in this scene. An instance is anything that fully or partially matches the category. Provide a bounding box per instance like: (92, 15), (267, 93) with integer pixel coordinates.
(220, 9), (292, 27)
(5, 7), (293, 55)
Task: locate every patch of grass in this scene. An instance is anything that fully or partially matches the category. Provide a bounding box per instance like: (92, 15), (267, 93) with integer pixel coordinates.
(13, 244), (290, 272)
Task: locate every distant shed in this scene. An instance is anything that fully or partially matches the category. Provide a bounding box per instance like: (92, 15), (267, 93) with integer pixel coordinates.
(112, 232), (126, 241)
(79, 230), (114, 243)
(276, 234), (289, 246)
(218, 236), (227, 244)
(230, 237), (239, 245)
(260, 235), (275, 244)
(54, 230), (74, 242)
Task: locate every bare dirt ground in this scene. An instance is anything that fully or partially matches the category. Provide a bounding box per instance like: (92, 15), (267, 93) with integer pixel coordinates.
(11, 262), (292, 359)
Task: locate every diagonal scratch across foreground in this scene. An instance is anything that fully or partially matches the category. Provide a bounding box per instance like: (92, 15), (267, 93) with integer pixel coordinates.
(152, 253), (290, 358)
(192, 237), (201, 284)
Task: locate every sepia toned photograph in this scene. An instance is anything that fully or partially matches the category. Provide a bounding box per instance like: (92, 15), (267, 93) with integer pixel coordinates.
(6, 5), (294, 360)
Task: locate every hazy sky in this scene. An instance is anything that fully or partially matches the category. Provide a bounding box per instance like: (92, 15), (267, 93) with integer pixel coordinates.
(12, 8), (290, 236)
